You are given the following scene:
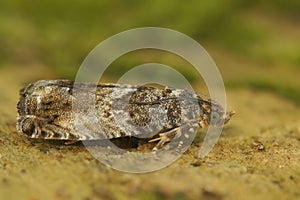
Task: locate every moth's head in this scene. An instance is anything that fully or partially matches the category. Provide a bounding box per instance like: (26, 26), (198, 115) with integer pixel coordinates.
(201, 100), (235, 127)
(208, 110), (235, 127)
(224, 110), (236, 124)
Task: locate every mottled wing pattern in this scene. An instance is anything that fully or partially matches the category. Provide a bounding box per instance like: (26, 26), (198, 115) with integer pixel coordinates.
(16, 80), (233, 148)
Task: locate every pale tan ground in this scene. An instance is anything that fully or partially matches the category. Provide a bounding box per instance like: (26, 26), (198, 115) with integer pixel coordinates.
(0, 66), (300, 200)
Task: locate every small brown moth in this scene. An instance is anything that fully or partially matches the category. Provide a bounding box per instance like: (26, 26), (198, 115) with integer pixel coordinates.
(16, 80), (234, 151)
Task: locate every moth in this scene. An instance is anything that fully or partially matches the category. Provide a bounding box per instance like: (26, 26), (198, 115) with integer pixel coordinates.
(16, 80), (235, 151)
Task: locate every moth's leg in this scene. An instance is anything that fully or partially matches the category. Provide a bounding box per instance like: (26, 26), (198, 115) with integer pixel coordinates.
(64, 140), (81, 145)
(149, 120), (200, 156)
(149, 127), (181, 151)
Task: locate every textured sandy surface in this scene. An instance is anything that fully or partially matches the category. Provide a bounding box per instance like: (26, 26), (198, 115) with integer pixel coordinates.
(1, 66), (300, 200)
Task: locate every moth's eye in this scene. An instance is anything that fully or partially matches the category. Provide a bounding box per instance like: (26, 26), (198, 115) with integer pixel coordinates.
(211, 112), (220, 123)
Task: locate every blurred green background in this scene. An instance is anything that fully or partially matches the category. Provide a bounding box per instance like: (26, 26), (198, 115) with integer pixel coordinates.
(1, 0), (299, 104)
(1, 2), (300, 199)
